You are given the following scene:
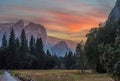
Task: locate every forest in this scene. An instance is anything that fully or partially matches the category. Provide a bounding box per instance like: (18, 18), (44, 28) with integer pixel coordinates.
(0, 22), (120, 81)
(0, 28), (78, 69)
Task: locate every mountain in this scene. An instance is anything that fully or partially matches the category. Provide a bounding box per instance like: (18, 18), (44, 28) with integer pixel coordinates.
(24, 22), (49, 51)
(106, 0), (120, 25)
(0, 20), (76, 56)
(0, 23), (14, 44)
(0, 20), (49, 50)
(51, 41), (71, 57)
(47, 36), (76, 52)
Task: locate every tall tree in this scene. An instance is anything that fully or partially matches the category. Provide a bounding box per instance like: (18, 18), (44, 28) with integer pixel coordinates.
(76, 41), (87, 70)
(1, 34), (7, 49)
(45, 50), (56, 69)
(35, 38), (45, 69)
(29, 35), (35, 55)
(0, 34), (8, 69)
(14, 37), (21, 69)
(84, 28), (99, 70)
(64, 52), (75, 69)
(7, 28), (17, 69)
(20, 29), (29, 68)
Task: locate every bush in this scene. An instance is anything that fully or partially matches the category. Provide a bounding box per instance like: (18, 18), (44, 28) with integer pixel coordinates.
(99, 43), (120, 81)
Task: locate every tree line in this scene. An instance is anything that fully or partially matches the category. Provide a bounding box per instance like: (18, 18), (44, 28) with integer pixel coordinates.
(0, 28), (83, 70)
(84, 22), (120, 81)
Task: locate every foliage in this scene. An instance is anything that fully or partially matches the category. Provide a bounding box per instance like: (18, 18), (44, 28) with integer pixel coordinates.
(75, 41), (87, 70)
(64, 52), (75, 69)
(98, 34), (120, 81)
(0, 28), (59, 69)
(84, 23), (119, 72)
(0, 28), (78, 69)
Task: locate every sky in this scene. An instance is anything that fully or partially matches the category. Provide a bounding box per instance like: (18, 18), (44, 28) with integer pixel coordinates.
(0, 0), (117, 42)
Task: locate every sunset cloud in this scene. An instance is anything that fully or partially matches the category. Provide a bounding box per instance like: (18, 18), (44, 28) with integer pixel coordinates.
(0, 0), (116, 42)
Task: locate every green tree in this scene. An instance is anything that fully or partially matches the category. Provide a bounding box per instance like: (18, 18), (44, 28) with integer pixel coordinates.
(84, 28), (98, 70)
(76, 41), (87, 70)
(29, 35), (35, 55)
(45, 50), (56, 69)
(35, 38), (45, 69)
(7, 28), (17, 69)
(0, 34), (8, 69)
(99, 44), (120, 81)
(20, 29), (29, 69)
(64, 52), (75, 69)
(15, 37), (21, 69)
(1, 34), (7, 49)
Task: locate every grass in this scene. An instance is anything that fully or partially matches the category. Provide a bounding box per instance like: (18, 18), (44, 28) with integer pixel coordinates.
(0, 70), (4, 75)
(9, 70), (113, 81)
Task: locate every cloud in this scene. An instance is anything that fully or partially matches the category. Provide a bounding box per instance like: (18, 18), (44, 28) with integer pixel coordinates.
(0, 0), (116, 42)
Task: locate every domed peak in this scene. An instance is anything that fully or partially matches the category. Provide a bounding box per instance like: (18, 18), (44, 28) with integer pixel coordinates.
(28, 22), (35, 26)
(15, 20), (24, 25)
(51, 41), (71, 56)
(25, 22), (45, 29)
(58, 41), (67, 45)
(55, 41), (68, 49)
(11, 20), (24, 31)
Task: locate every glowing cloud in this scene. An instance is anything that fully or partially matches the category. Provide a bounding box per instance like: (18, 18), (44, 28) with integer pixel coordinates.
(0, 0), (116, 42)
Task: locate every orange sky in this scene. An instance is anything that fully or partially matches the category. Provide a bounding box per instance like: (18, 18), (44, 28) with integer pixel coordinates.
(0, 0), (116, 43)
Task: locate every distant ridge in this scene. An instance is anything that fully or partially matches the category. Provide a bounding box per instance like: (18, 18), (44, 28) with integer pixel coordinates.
(0, 20), (76, 56)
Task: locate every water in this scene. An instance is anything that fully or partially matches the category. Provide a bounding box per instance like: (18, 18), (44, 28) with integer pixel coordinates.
(1, 71), (18, 81)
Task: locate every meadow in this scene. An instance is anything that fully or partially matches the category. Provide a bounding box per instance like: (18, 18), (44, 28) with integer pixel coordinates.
(9, 70), (114, 81)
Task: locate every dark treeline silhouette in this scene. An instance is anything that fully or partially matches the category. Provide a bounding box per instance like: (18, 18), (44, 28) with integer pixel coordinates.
(0, 28), (77, 69)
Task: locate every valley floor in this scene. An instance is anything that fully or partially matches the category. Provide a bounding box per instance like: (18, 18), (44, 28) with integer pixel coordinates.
(9, 70), (113, 81)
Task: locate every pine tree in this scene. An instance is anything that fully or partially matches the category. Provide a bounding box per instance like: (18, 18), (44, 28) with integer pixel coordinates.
(1, 34), (7, 49)
(45, 50), (56, 69)
(29, 35), (35, 55)
(64, 52), (75, 69)
(15, 37), (20, 69)
(0, 34), (8, 69)
(20, 29), (28, 53)
(20, 29), (29, 69)
(16, 37), (20, 48)
(76, 41), (86, 69)
(35, 38), (45, 69)
(7, 28), (17, 69)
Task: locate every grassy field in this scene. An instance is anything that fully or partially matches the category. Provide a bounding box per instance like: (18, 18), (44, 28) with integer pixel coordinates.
(9, 70), (113, 81)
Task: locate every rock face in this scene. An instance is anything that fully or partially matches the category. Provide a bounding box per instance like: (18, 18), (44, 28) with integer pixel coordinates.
(24, 22), (49, 51)
(0, 20), (76, 56)
(0, 23), (14, 44)
(51, 41), (71, 57)
(47, 36), (76, 52)
(106, 0), (120, 25)
(0, 20), (48, 50)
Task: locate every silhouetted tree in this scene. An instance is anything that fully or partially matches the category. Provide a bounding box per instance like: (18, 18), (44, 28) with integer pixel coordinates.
(35, 38), (45, 69)
(1, 34), (7, 49)
(64, 52), (75, 69)
(7, 28), (17, 69)
(20, 29), (29, 69)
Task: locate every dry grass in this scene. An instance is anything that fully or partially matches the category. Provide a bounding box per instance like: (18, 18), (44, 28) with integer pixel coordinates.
(10, 70), (114, 81)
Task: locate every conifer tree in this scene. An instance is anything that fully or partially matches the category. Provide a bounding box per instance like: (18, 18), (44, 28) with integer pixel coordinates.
(20, 29), (29, 68)
(29, 35), (35, 55)
(0, 34), (8, 69)
(64, 52), (75, 69)
(1, 34), (7, 49)
(35, 38), (45, 69)
(7, 28), (17, 68)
